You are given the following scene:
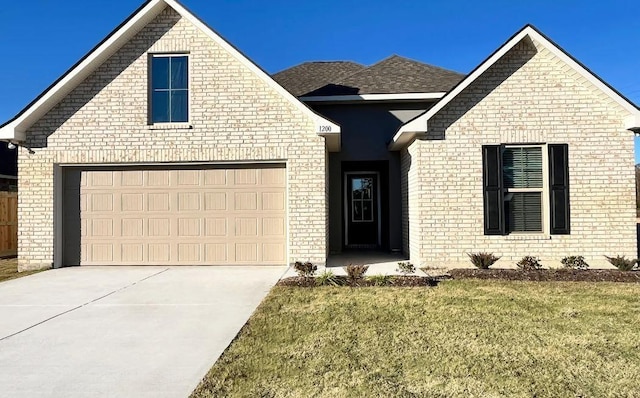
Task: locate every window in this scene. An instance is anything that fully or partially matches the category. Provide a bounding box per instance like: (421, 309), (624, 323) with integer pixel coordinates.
(150, 55), (188, 123)
(482, 144), (570, 235)
(503, 146), (543, 232)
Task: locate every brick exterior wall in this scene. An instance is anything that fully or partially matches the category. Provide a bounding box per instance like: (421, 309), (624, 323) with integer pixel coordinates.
(405, 37), (636, 268)
(18, 7), (327, 270)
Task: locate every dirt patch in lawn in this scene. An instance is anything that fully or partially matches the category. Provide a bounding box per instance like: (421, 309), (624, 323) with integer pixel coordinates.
(277, 275), (441, 287)
(0, 258), (42, 283)
(449, 268), (640, 282)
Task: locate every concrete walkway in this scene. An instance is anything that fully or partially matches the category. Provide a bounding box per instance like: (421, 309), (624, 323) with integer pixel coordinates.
(0, 266), (285, 398)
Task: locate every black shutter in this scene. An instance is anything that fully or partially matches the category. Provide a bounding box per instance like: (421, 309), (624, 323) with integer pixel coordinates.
(482, 145), (505, 235)
(548, 144), (570, 234)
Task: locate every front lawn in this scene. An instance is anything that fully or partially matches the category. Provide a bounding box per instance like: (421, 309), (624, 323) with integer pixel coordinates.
(192, 280), (640, 397)
(0, 258), (40, 283)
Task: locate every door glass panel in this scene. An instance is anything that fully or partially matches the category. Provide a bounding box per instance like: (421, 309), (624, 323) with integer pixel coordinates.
(353, 201), (362, 221)
(363, 201), (372, 221)
(350, 177), (374, 223)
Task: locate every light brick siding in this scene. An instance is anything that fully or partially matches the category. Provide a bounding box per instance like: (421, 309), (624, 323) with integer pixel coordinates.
(407, 37), (636, 268)
(18, 7), (328, 270)
(400, 144), (421, 264)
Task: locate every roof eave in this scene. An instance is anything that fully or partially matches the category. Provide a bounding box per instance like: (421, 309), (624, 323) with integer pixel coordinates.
(625, 114), (640, 131)
(0, 122), (24, 142)
(300, 92), (446, 103)
(388, 118), (427, 151)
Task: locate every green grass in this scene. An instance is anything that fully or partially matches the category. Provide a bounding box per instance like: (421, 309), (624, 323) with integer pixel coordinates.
(0, 258), (41, 283)
(192, 280), (640, 398)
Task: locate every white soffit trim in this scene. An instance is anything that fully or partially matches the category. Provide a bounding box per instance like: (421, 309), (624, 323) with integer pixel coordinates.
(299, 92), (446, 102)
(625, 114), (640, 130)
(390, 25), (640, 150)
(0, 0), (340, 142)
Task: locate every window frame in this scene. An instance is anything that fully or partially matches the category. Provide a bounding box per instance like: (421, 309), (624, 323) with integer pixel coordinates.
(148, 53), (191, 125)
(502, 143), (550, 235)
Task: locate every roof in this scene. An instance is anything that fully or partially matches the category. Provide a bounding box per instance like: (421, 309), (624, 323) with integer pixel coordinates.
(0, 0), (340, 143)
(389, 24), (640, 150)
(273, 55), (465, 97)
(271, 61), (365, 97)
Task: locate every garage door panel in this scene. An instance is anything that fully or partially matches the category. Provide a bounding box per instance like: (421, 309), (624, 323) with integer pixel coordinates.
(121, 243), (144, 262)
(121, 170), (143, 186)
(74, 165), (286, 266)
(204, 192), (226, 210)
(234, 169), (257, 185)
(203, 169), (226, 186)
(122, 194), (143, 212)
(204, 218), (227, 236)
(263, 243), (286, 262)
(234, 192), (257, 210)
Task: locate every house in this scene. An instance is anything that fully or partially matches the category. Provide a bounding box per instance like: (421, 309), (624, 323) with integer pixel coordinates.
(0, 0), (638, 271)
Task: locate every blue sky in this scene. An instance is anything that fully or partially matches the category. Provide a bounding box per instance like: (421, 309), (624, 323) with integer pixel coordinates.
(1, 0), (639, 159)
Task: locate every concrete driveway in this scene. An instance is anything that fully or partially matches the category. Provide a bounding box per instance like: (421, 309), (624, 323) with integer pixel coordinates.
(0, 266), (285, 398)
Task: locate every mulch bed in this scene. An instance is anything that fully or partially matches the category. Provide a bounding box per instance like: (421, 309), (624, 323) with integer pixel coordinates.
(277, 275), (441, 287)
(449, 268), (640, 283)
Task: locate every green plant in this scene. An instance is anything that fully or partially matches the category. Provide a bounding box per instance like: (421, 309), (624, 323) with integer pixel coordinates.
(344, 264), (369, 283)
(396, 261), (416, 275)
(604, 256), (638, 271)
(316, 270), (340, 286)
(516, 256), (543, 270)
(294, 261), (317, 277)
(467, 252), (501, 269)
(561, 256), (590, 270)
(367, 274), (395, 286)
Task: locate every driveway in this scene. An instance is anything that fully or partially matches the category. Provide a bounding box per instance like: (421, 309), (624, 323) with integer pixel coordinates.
(0, 266), (285, 398)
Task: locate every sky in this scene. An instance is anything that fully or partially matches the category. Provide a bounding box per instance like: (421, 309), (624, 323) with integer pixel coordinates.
(0, 0), (639, 159)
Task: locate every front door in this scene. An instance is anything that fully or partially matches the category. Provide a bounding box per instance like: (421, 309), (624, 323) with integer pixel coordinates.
(345, 173), (379, 247)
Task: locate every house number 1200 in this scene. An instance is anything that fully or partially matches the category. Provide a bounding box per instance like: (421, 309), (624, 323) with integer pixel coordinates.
(319, 126), (332, 132)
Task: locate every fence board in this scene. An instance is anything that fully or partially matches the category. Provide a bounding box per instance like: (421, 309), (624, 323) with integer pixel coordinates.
(0, 192), (17, 257)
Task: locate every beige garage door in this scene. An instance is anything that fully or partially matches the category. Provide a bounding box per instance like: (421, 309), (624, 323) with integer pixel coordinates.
(78, 166), (286, 265)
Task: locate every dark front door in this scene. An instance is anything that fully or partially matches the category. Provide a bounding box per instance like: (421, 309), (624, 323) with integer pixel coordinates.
(346, 173), (379, 247)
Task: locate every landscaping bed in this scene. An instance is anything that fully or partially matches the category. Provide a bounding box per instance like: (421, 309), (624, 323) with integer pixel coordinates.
(449, 268), (640, 283)
(277, 275), (440, 287)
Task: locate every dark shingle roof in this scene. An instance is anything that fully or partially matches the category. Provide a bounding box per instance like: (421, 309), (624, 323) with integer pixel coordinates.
(272, 61), (366, 97)
(273, 55), (465, 97)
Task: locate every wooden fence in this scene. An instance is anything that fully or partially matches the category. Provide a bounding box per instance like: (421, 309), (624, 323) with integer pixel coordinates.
(0, 191), (17, 257)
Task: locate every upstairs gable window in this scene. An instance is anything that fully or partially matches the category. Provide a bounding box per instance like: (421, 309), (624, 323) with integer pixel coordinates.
(151, 55), (189, 123)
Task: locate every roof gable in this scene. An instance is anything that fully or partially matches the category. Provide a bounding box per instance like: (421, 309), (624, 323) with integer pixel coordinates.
(390, 25), (640, 150)
(0, 0), (339, 142)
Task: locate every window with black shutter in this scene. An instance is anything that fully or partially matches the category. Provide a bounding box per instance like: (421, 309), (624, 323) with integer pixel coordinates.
(482, 144), (570, 235)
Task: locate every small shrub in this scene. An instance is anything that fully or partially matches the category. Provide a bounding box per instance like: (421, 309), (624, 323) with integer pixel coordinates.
(561, 256), (589, 270)
(467, 252), (501, 269)
(367, 274), (395, 286)
(344, 264), (369, 283)
(293, 261), (317, 277)
(316, 270), (340, 286)
(396, 262), (416, 275)
(604, 256), (638, 271)
(516, 256), (543, 270)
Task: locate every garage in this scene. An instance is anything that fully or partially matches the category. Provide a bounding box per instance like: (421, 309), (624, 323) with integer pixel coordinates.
(61, 165), (286, 266)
